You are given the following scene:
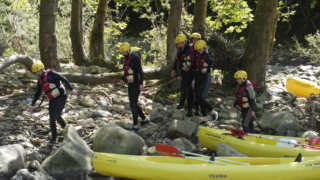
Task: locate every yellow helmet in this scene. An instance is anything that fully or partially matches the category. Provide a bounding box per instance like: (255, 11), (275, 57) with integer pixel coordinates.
(31, 62), (44, 72)
(175, 34), (187, 43)
(191, 33), (201, 39)
(234, 70), (247, 79)
(118, 42), (131, 52)
(194, 40), (207, 50)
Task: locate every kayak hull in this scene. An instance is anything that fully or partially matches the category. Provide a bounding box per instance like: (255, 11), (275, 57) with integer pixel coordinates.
(197, 126), (320, 157)
(92, 152), (320, 180)
(286, 77), (320, 97)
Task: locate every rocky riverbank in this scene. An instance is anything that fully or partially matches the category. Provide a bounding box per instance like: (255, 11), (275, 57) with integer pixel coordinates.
(0, 51), (319, 179)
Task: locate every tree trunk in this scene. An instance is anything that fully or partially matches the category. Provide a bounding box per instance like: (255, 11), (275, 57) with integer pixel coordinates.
(71, 0), (89, 65)
(193, 0), (208, 38)
(166, 0), (183, 64)
(39, 0), (61, 71)
(89, 0), (109, 66)
(241, 0), (279, 89)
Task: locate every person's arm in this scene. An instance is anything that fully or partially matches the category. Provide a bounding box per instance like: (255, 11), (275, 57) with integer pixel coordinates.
(31, 81), (42, 106)
(246, 86), (257, 112)
(205, 52), (214, 66)
(131, 56), (144, 85)
(48, 71), (74, 91)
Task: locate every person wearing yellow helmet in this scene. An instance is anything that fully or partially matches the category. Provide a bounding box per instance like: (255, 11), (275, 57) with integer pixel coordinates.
(117, 42), (149, 131)
(171, 34), (197, 117)
(27, 61), (78, 146)
(189, 32), (202, 116)
(191, 40), (218, 125)
(231, 70), (257, 133)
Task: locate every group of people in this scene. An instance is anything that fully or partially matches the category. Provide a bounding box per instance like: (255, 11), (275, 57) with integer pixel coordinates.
(27, 33), (257, 146)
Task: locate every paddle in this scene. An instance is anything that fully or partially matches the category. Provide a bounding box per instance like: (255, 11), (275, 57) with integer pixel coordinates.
(157, 150), (232, 165)
(227, 128), (320, 150)
(155, 143), (250, 165)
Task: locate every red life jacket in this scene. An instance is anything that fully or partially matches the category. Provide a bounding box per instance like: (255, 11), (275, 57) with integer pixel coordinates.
(39, 69), (64, 99)
(196, 53), (209, 73)
(189, 44), (198, 62)
(123, 53), (139, 83)
(235, 80), (259, 108)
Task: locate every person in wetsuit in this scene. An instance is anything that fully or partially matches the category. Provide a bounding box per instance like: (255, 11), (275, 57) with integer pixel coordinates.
(27, 62), (78, 145)
(117, 42), (149, 131)
(189, 32), (202, 117)
(191, 40), (218, 125)
(231, 70), (257, 133)
(171, 34), (196, 117)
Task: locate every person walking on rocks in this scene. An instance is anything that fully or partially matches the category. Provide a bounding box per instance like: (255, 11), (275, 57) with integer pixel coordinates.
(27, 62), (78, 145)
(231, 70), (257, 133)
(191, 40), (218, 125)
(117, 42), (149, 131)
(189, 32), (202, 116)
(171, 34), (196, 117)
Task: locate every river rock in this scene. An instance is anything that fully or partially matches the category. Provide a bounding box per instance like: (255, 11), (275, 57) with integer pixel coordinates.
(0, 144), (26, 180)
(39, 125), (93, 179)
(92, 124), (145, 155)
(167, 120), (197, 138)
(216, 143), (247, 157)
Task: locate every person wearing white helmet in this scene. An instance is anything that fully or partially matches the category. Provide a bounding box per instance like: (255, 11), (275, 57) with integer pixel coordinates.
(231, 70), (257, 133)
(118, 42), (149, 131)
(191, 40), (218, 125)
(27, 62), (78, 145)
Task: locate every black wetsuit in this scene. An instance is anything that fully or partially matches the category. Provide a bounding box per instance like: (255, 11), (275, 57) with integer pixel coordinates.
(31, 70), (74, 141)
(233, 80), (257, 133)
(195, 52), (214, 117)
(172, 43), (195, 111)
(122, 53), (146, 126)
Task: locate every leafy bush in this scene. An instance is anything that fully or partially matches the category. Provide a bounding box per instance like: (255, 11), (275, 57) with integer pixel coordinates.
(293, 30), (320, 63)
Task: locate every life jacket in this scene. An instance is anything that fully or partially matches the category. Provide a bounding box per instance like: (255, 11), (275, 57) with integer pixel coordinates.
(196, 53), (209, 73)
(235, 80), (259, 108)
(189, 44), (198, 62)
(123, 53), (139, 83)
(39, 69), (65, 99)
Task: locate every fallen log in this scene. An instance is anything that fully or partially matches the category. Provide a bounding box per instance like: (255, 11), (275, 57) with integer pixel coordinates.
(0, 55), (173, 85)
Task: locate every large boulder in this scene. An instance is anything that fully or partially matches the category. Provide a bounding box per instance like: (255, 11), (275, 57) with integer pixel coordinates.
(167, 120), (198, 138)
(0, 144), (26, 180)
(92, 124), (145, 155)
(11, 169), (54, 180)
(216, 143), (247, 157)
(269, 112), (299, 131)
(39, 125), (94, 179)
(170, 137), (196, 152)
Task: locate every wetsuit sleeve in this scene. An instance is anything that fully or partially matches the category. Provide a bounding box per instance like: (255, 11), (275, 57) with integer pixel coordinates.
(205, 52), (214, 67)
(31, 81), (42, 106)
(131, 56), (144, 85)
(246, 85), (257, 112)
(172, 58), (178, 71)
(48, 71), (74, 91)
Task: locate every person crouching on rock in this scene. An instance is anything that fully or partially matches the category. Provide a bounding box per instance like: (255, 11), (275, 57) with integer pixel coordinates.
(231, 70), (257, 133)
(27, 62), (78, 145)
(191, 40), (218, 125)
(117, 42), (149, 131)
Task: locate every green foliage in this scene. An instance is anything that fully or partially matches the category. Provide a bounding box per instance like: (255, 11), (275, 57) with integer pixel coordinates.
(310, 0), (317, 9)
(0, 0), (39, 58)
(277, 0), (298, 23)
(292, 30), (320, 63)
(207, 0), (253, 33)
(139, 7), (167, 67)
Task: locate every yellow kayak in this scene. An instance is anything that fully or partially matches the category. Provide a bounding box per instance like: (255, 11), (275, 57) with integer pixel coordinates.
(92, 152), (320, 180)
(197, 126), (320, 157)
(286, 77), (320, 97)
